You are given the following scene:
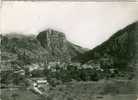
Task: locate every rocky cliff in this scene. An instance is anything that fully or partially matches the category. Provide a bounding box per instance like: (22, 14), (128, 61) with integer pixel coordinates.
(1, 29), (87, 69)
(37, 29), (87, 62)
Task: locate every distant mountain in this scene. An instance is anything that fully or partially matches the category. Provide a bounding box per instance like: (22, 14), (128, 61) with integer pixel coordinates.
(1, 29), (87, 68)
(72, 22), (138, 73)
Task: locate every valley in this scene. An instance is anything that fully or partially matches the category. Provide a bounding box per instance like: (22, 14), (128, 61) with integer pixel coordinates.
(0, 21), (138, 100)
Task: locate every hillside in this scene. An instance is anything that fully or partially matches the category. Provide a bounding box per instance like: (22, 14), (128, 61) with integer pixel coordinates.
(72, 22), (137, 63)
(1, 34), (48, 65)
(72, 21), (138, 78)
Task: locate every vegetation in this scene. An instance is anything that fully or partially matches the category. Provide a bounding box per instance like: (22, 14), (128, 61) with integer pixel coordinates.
(72, 22), (137, 80)
(41, 60), (134, 86)
(0, 22), (137, 100)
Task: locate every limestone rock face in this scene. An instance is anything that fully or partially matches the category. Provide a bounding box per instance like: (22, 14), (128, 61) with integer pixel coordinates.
(37, 29), (65, 49)
(37, 29), (87, 62)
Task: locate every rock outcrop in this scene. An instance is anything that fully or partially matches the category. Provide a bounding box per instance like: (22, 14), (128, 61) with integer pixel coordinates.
(37, 29), (88, 62)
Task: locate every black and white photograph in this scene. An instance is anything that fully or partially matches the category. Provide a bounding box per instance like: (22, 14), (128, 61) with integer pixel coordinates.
(0, 1), (138, 100)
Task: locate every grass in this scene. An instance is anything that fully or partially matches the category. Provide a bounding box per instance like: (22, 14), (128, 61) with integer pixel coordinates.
(0, 88), (41, 100)
(46, 79), (137, 100)
(0, 79), (137, 100)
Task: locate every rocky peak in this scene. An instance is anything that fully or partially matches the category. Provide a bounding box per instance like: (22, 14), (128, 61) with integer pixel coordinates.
(37, 29), (66, 50)
(36, 29), (88, 62)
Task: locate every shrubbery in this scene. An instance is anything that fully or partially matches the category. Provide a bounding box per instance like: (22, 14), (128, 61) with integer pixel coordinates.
(1, 59), (134, 87)
(42, 60), (135, 85)
(43, 62), (112, 84)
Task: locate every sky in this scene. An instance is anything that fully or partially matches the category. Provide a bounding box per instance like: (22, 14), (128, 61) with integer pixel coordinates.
(1, 1), (138, 48)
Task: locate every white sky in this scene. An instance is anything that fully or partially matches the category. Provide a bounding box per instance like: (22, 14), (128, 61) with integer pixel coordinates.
(1, 2), (138, 48)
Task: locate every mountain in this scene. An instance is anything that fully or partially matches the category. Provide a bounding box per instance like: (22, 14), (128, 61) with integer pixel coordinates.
(36, 29), (88, 62)
(1, 29), (87, 69)
(72, 21), (138, 75)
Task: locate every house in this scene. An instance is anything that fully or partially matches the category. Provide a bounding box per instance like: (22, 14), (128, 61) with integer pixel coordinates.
(28, 78), (49, 95)
(31, 78), (49, 86)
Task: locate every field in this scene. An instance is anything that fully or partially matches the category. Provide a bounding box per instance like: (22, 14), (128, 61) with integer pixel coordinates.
(46, 79), (137, 100)
(0, 88), (40, 100)
(1, 79), (137, 100)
